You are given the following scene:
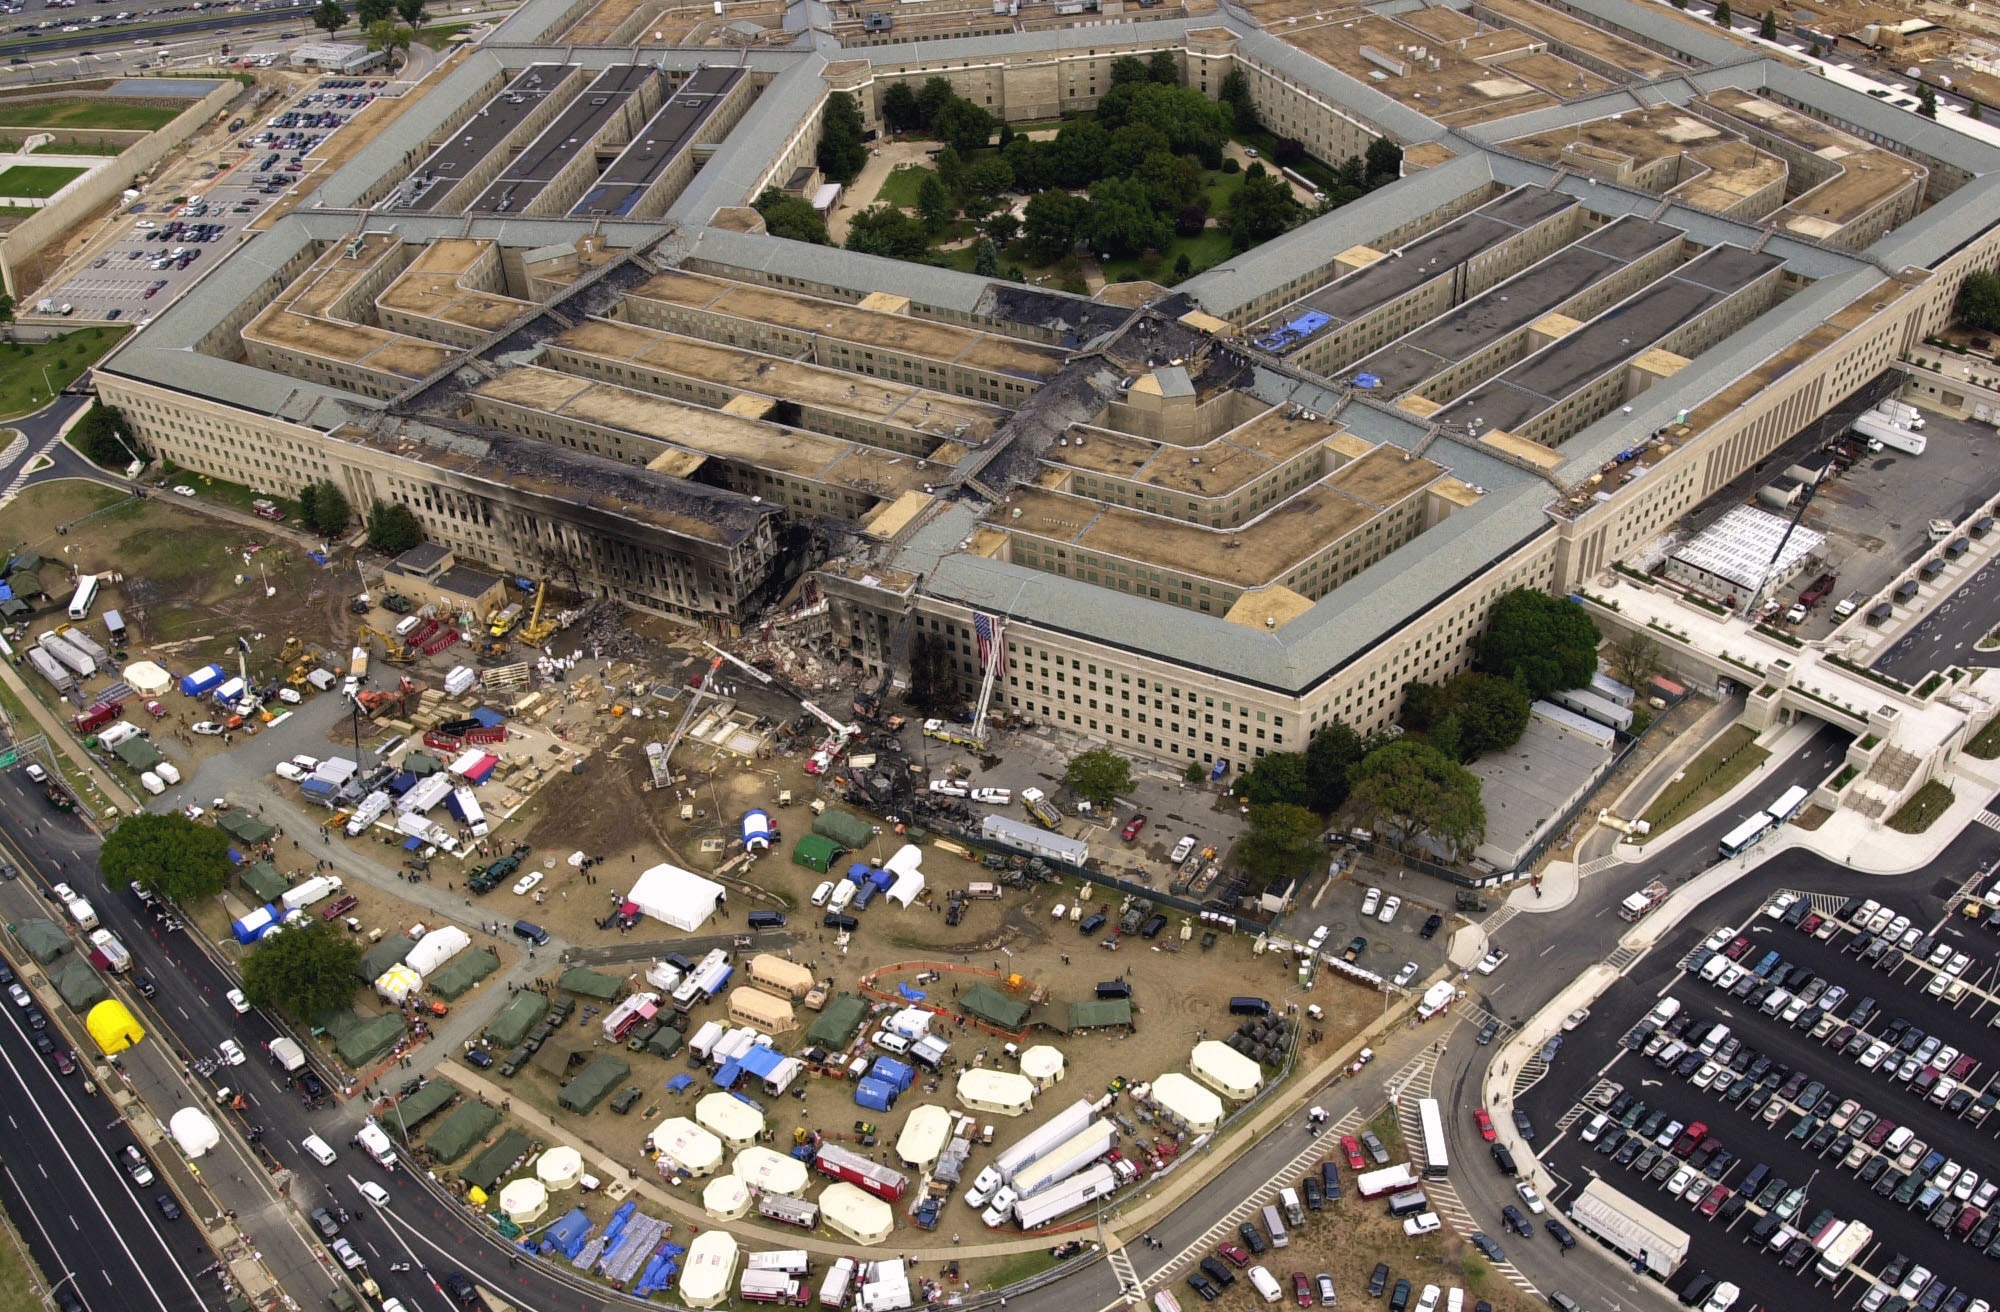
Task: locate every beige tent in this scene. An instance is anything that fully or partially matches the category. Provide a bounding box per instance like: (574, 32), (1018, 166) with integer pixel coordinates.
(957, 1068), (1035, 1117)
(726, 987), (797, 1034)
(733, 1145), (809, 1196)
(820, 1183), (895, 1246)
(896, 1104), (952, 1169)
(536, 1145), (584, 1190)
(747, 954), (816, 1000)
(649, 1117), (723, 1177)
(1020, 1045), (1066, 1089)
(695, 1092), (765, 1148)
(679, 1230), (740, 1309)
(701, 1173), (752, 1220)
(123, 661), (172, 696)
(499, 1177), (548, 1224)
(1190, 1040), (1264, 1100)
(1150, 1072), (1224, 1133)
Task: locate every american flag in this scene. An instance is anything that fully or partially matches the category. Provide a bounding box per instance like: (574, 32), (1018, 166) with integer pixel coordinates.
(973, 612), (1005, 672)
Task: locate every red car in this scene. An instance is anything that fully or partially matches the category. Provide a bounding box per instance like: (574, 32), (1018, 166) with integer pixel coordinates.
(144, 699), (168, 718)
(1341, 1136), (1366, 1170)
(1698, 1185), (1730, 1217)
(1723, 935), (1753, 960)
(1122, 814), (1148, 842)
(1799, 913), (1823, 936)
(49, 1048), (74, 1076)
(1473, 1108), (1496, 1142)
(1293, 1273), (1314, 1308)
(1217, 1244), (1250, 1268)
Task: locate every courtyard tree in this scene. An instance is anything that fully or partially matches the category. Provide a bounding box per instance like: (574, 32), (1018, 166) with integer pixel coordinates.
(984, 211), (1021, 248)
(1348, 739), (1486, 861)
(1759, 8), (1777, 38)
(1218, 67), (1258, 133)
(243, 920), (362, 1022)
(881, 81), (921, 134)
(1471, 587), (1601, 700)
(1085, 175), (1169, 258)
(1063, 747), (1133, 809)
(1109, 55), (1151, 87)
(932, 98), (995, 156)
(915, 171), (954, 234)
(844, 205), (930, 260)
(1958, 269), (2000, 331)
(1365, 135), (1403, 186)
(972, 237), (1000, 277)
(753, 186), (829, 245)
(100, 812), (231, 905)
(1147, 50), (1180, 84)
(312, 0), (348, 34)
(816, 91), (868, 185)
(1226, 163), (1301, 250)
(297, 479), (352, 536)
(1607, 630), (1664, 690)
(366, 499), (424, 554)
(1023, 189), (1085, 264)
(916, 77), (957, 130)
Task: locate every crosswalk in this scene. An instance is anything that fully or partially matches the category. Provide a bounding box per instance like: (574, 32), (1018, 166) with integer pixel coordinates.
(1453, 998), (1513, 1040)
(0, 432), (61, 508)
(1510, 1052), (1552, 1101)
(1606, 943), (1642, 973)
(1975, 809), (2000, 834)
(1579, 853), (1622, 877)
(1106, 1243), (1141, 1305)
(1388, 1095), (1540, 1297)
(1484, 905), (1521, 937)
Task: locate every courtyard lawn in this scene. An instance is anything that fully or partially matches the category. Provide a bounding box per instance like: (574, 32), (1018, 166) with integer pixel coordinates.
(0, 327), (129, 419)
(1100, 226), (1235, 285)
(0, 101), (179, 132)
(872, 163), (932, 210)
(0, 165), (85, 199)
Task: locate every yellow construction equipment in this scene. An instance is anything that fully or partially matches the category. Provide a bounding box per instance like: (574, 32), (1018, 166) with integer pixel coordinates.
(286, 663), (312, 688)
(279, 636), (303, 661)
(489, 602), (523, 637)
(520, 580), (555, 645)
(357, 625), (416, 664)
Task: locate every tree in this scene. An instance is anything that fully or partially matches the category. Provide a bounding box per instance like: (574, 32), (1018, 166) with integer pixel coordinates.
(297, 479), (352, 535)
(816, 91), (868, 185)
(1232, 751), (1312, 808)
(1063, 747), (1132, 808)
(753, 186), (829, 245)
(1002, 136), (1048, 193)
(1086, 175), (1169, 258)
(1109, 55), (1151, 87)
(395, 0), (427, 22)
(1348, 740), (1486, 861)
(366, 499), (424, 554)
(356, 0), (394, 24)
(311, 0), (348, 34)
(972, 237), (1000, 277)
(844, 205), (930, 260)
(242, 920), (362, 1022)
(1172, 252), (1191, 281)
(881, 81), (921, 134)
(1712, 0), (1730, 24)
(916, 77), (957, 130)
(915, 171), (954, 234)
(1226, 163), (1301, 250)
(1606, 631), (1663, 690)
(1974, 101), (1985, 121)
(1471, 587), (1602, 700)
(1240, 801), (1323, 873)
(1022, 189), (1085, 264)
(1218, 68), (1258, 134)
(1365, 135), (1402, 186)
(1402, 672), (1529, 762)
(1303, 718), (1364, 813)
(906, 631), (960, 713)
(1959, 270), (2000, 331)
(100, 812), (231, 905)
(1758, 7), (1777, 38)
(932, 98), (995, 157)
(985, 211), (1020, 248)
(1147, 50), (1180, 85)
(0, 292), (15, 335)
(365, 18), (412, 63)
(964, 157), (1014, 207)
(1174, 203), (1208, 239)
(1918, 85), (1938, 120)
(71, 401), (137, 470)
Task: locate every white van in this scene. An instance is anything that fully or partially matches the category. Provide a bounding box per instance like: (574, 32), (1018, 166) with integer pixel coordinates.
(1697, 1024), (1731, 1057)
(1646, 997), (1682, 1027)
(1700, 955), (1730, 984)
(827, 880), (857, 914)
(1248, 1267), (1284, 1304)
(302, 1134), (338, 1166)
(1760, 988), (1792, 1017)
(1883, 1125), (1915, 1158)
(1261, 1203), (1289, 1248)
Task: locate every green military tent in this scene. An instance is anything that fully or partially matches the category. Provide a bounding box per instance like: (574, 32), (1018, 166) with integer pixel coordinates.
(806, 994), (868, 1049)
(16, 918), (69, 963)
(558, 1054), (630, 1114)
(333, 1013), (405, 1067)
(8, 549), (42, 573)
(647, 1026), (684, 1059)
(359, 935), (417, 981)
(462, 1128), (530, 1191)
(483, 992), (547, 1048)
(961, 984), (1031, 1032)
(427, 949), (499, 999)
(53, 958), (109, 1011)
(792, 834), (838, 872)
(812, 808), (874, 850)
(387, 1079), (459, 1139)
(111, 736), (164, 771)
(240, 861), (289, 903)
(556, 967), (621, 1000)
(1067, 998), (1133, 1031)
(402, 752), (443, 777)
(218, 812), (277, 846)
(426, 1101), (501, 1163)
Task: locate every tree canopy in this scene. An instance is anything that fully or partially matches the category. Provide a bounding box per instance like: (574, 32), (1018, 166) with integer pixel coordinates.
(1226, 163), (1301, 251)
(1958, 270), (2000, 332)
(1240, 801), (1323, 874)
(1471, 588), (1601, 700)
(844, 205), (931, 260)
(1229, 716), (1367, 814)
(297, 479), (352, 536)
(366, 500), (424, 554)
(242, 920), (362, 1022)
(312, 0), (347, 33)
(1348, 740), (1486, 861)
(816, 92), (868, 184)
(1063, 748), (1132, 808)
(100, 812), (232, 905)
(71, 402), (136, 471)
(1401, 671), (1530, 763)
(753, 186), (829, 245)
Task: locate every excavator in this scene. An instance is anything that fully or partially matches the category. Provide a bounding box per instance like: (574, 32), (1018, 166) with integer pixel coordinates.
(356, 625), (417, 665)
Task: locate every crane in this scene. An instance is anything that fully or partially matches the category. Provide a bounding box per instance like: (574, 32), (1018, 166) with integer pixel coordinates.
(798, 698), (861, 776)
(649, 655), (725, 789)
(521, 581), (555, 644)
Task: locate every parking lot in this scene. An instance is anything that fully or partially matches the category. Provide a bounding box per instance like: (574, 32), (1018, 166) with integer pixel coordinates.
(1276, 871), (1467, 989)
(1517, 868), (2000, 1312)
(43, 77), (382, 322)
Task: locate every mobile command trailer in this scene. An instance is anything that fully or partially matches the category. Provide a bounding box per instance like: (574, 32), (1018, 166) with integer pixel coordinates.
(58, 627), (109, 667)
(1013, 1162), (1119, 1229)
(820, 1258), (856, 1309)
(813, 1143), (908, 1201)
(1854, 411), (1926, 455)
(281, 875), (344, 913)
(1355, 1164), (1422, 1199)
(982, 814), (1087, 867)
(38, 631), (96, 679)
(28, 647), (73, 690)
(1010, 1120), (1117, 1198)
(446, 788), (488, 837)
(758, 1194), (819, 1230)
(1814, 1221), (1871, 1280)
(1567, 1178), (1688, 1278)
(740, 1272), (802, 1305)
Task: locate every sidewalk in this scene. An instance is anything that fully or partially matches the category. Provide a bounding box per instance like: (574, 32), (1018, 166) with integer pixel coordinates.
(0, 638), (137, 821)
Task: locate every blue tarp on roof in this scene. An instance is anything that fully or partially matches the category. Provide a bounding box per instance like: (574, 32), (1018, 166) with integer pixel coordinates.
(665, 1073), (694, 1093)
(737, 1045), (786, 1079)
(539, 1208), (593, 1259)
(713, 1060), (742, 1089)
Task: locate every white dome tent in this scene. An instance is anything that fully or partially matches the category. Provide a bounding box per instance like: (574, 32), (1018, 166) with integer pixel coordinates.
(820, 1183), (895, 1245)
(1019, 1045), (1065, 1089)
(1189, 1040), (1264, 1100)
(536, 1145), (584, 1190)
(895, 1104), (952, 1169)
(957, 1068), (1035, 1116)
(733, 1146), (810, 1196)
(168, 1108), (220, 1158)
(649, 1117), (723, 1177)
(1149, 1072), (1223, 1133)
(499, 1177), (548, 1224)
(679, 1230), (740, 1309)
(696, 1092), (765, 1147)
(702, 1174), (752, 1220)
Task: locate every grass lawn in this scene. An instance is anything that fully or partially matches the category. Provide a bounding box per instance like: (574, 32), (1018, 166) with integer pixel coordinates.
(0, 100), (179, 132)
(0, 165), (84, 199)
(415, 22), (472, 47)
(1638, 723), (1768, 837)
(1364, 1106), (1407, 1160)
(34, 141), (125, 156)
(1101, 226), (1234, 284)
(1967, 714), (2000, 759)
(977, 1249), (1061, 1290)
(1888, 780), (1955, 833)
(150, 460), (301, 524)
(0, 327), (128, 419)
(873, 163), (932, 210)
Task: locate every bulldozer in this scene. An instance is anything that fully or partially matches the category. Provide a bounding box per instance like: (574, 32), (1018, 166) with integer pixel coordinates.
(278, 636), (303, 661)
(286, 662), (313, 688)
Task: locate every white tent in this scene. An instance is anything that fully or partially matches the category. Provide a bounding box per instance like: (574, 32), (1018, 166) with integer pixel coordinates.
(626, 862), (726, 932)
(404, 925), (471, 977)
(882, 843), (923, 878)
(1019, 1045), (1065, 1089)
(168, 1108), (220, 1158)
(886, 870), (926, 908)
(373, 963), (423, 1005)
(1149, 1072), (1223, 1133)
(499, 1177), (548, 1224)
(957, 1068), (1036, 1116)
(895, 1104), (952, 1169)
(695, 1092), (765, 1147)
(536, 1145), (584, 1190)
(820, 1183), (895, 1246)
(733, 1146), (810, 1196)
(122, 661), (172, 696)
(1190, 1040), (1264, 1100)
(702, 1173), (752, 1220)
(859, 1258), (911, 1311)
(680, 1229), (740, 1309)
(650, 1117), (723, 1177)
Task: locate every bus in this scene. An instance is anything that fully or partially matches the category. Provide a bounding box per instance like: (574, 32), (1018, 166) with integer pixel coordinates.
(1718, 812), (1775, 860)
(1417, 1097), (1449, 1178)
(67, 573), (99, 621)
(1765, 786), (1809, 825)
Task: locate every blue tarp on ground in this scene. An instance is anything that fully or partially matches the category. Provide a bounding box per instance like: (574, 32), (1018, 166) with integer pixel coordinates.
(666, 1073), (693, 1093)
(540, 1208), (593, 1259)
(633, 1244), (684, 1298)
(472, 707), (504, 728)
(898, 984), (926, 1002)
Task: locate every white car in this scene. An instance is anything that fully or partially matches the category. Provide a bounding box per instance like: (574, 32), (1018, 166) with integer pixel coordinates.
(359, 1181), (391, 1209)
(1360, 887), (1382, 917)
(51, 883), (77, 905)
(225, 988), (250, 1015)
(1393, 961), (1419, 986)
(1563, 1008), (1590, 1030)
(276, 688), (302, 705)
(809, 881), (835, 907)
(1307, 924), (1330, 951)
(1476, 949), (1508, 975)
(191, 721), (224, 736)
(1378, 895), (1402, 924)
(217, 1039), (245, 1066)
(1515, 1182), (1544, 1214)
(1403, 1214), (1441, 1238)
(171, 485), (196, 497)
(329, 1238), (365, 1271)
(274, 762), (307, 782)
(1764, 893), (1797, 920)
(1702, 1283), (1740, 1312)
(512, 871), (543, 896)
(291, 755), (321, 772)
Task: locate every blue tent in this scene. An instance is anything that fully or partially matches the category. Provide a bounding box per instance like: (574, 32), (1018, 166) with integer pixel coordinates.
(855, 1077), (898, 1112)
(713, 1060), (743, 1089)
(846, 862), (872, 884)
(738, 1046), (787, 1079)
(179, 664), (225, 697)
(872, 1057), (915, 1091)
(665, 1073), (694, 1093)
(539, 1209), (593, 1259)
(866, 867), (895, 890)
